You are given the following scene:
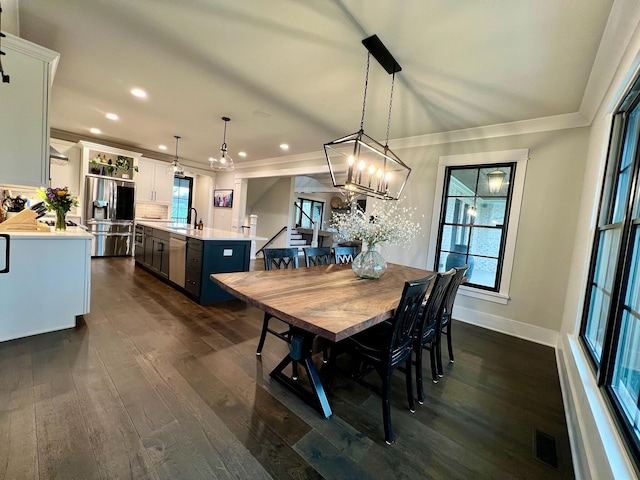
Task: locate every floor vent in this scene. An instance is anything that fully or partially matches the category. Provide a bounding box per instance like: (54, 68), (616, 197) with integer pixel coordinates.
(533, 429), (559, 468)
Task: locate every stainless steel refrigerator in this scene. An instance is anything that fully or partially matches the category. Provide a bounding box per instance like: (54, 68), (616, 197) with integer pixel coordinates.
(84, 174), (135, 256)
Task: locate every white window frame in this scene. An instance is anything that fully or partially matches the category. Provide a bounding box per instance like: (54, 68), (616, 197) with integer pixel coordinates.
(427, 148), (529, 305)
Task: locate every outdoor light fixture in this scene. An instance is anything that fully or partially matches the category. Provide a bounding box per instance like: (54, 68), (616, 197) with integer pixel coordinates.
(166, 135), (185, 177)
(0, 2), (10, 83)
(324, 34), (410, 201)
(210, 116), (234, 171)
(487, 169), (506, 194)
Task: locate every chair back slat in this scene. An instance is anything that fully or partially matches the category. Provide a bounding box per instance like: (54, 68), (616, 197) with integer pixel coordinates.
(442, 265), (469, 320)
(388, 275), (434, 367)
(263, 248), (299, 270)
(334, 246), (358, 264)
(304, 247), (332, 267)
(417, 269), (455, 344)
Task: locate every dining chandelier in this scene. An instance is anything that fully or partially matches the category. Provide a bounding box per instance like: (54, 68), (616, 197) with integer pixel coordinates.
(324, 34), (410, 201)
(210, 116), (234, 171)
(166, 135), (185, 177)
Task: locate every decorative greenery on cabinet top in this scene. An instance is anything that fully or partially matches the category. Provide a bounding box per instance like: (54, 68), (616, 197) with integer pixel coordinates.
(90, 154), (138, 175)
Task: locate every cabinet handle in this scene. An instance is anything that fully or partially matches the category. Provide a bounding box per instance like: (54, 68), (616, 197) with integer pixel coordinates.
(0, 234), (10, 274)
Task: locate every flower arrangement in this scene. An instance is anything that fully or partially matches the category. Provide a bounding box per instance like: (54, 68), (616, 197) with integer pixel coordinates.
(36, 186), (78, 230)
(331, 199), (421, 248)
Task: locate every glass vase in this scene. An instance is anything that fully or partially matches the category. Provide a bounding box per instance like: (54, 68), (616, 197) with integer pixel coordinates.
(54, 209), (67, 231)
(352, 243), (387, 279)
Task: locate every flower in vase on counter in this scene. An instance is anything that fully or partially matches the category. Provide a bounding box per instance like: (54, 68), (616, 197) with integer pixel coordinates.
(36, 186), (78, 230)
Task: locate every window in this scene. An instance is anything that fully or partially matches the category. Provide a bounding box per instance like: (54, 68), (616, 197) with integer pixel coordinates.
(171, 176), (193, 223)
(296, 198), (323, 229)
(435, 164), (515, 291)
(580, 73), (640, 465)
(427, 149), (528, 304)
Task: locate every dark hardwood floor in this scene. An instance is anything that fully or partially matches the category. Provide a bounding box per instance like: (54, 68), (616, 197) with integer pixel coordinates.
(0, 257), (574, 479)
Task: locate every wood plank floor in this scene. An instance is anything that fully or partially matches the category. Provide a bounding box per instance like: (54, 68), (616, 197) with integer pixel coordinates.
(0, 257), (574, 479)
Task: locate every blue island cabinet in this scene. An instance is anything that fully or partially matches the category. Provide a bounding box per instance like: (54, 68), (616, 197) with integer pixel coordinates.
(185, 237), (251, 305)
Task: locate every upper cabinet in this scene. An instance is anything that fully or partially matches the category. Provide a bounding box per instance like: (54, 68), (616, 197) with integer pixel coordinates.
(0, 34), (59, 187)
(136, 158), (173, 205)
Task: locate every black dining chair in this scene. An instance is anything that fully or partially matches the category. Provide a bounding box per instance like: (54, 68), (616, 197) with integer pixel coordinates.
(333, 246), (358, 264)
(438, 264), (469, 369)
(256, 248), (300, 375)
(329, 274), (434, 445)
(304, 247), (332, 267)
(413, 269), (454, 404)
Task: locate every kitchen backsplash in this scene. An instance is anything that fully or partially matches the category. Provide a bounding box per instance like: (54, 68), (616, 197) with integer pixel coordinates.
(136, 202), (169, 220)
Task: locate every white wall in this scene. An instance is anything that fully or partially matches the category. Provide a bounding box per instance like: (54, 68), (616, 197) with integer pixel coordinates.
(248, 177), (294, 251)
(556, 2), (640, 477)
(212, 170), (234, 231)
(193, 173), (213, 227)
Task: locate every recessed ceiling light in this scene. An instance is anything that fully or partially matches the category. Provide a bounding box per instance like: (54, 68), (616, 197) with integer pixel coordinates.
(158, 145), (167, 150)
(106, 113), (119, 120)
(131, 88), (147, 98)
(90, 128), (101, 134)
(238, 151), (247, 157)
(280, 144), (289, 150)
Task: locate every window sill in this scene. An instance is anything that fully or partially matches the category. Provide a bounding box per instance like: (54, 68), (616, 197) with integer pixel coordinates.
(458, 285), (510, 304)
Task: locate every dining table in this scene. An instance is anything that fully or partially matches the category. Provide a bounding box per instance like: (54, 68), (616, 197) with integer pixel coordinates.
(210, 262), (434, 418)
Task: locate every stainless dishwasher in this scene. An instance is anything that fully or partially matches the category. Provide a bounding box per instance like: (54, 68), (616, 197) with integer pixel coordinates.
(169, 235), (187, 288)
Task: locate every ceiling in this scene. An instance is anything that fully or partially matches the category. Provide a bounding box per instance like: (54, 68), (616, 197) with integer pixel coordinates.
(11, 0), (614, 169)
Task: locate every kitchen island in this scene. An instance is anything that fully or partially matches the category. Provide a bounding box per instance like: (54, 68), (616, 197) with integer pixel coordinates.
(135, 221), (265, 305)
(0, 227), (93, 342)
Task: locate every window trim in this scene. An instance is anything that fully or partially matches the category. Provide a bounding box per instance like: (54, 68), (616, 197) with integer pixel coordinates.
(427, 148), (529, 304)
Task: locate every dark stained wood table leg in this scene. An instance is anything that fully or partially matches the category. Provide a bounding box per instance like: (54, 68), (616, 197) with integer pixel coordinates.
(269, 327), (332, 418)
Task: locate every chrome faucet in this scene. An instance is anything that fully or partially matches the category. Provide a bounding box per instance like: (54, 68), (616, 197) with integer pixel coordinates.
(189, 207), (198, 228)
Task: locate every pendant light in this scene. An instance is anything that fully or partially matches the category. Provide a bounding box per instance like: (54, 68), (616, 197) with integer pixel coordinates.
(487, 169), (506, 194)
(324, 34), (410, 201)
(166, 135), (185, 176)
(210, 116), (235, 171)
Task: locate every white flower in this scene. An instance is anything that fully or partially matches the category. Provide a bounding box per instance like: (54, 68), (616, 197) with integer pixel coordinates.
(331, 199), (421, 247)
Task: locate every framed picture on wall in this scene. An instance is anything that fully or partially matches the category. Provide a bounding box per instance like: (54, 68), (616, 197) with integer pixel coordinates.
(213, 189), (233, 208)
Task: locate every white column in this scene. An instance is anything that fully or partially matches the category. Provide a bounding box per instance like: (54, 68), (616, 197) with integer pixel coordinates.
(311, 221), (319, 248)
(249, 214), (258, 259)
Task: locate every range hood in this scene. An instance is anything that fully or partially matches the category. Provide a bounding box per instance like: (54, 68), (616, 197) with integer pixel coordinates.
(50, 145), (69, 164)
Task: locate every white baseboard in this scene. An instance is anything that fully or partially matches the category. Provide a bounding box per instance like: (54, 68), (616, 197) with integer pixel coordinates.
(453, 305), (559, 347)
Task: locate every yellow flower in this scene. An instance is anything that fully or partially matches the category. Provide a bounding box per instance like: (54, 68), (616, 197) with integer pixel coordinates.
(57, 190), (67, 197)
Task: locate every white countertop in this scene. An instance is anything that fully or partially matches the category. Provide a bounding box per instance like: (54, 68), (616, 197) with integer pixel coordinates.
(136, 221), (267, 241)
(1, 226), (94, 239)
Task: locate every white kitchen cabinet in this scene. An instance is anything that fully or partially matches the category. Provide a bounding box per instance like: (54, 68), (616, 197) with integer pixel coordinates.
(136, 157), (173, 205)
(0, 34), (59, 187)
(0, 228), (92, 342)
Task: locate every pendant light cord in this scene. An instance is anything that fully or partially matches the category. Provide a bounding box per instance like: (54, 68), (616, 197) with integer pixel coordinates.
(384, 72), (395, 147)
(174, 135), (181, 164)
(359, 52), (371, 132)
(221, 119), (228, 152)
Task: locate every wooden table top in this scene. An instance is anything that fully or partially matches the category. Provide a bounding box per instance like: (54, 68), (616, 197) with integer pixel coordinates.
(210, 263), (433, 342)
